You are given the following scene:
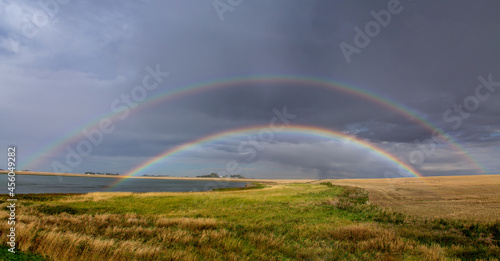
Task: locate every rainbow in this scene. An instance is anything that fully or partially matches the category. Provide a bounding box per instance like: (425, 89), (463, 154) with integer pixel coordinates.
(20, 74), (486, 174)
(107, 124), (423, 189)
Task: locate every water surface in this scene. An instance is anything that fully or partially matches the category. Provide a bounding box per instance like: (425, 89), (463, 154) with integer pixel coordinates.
(0, 174), (246, 194)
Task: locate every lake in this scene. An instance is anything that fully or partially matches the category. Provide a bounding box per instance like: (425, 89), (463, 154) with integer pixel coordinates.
(0, 174), (247, 194)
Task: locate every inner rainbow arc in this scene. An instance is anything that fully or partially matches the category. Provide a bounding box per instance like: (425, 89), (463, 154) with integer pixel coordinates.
(107, 124), (423, 189)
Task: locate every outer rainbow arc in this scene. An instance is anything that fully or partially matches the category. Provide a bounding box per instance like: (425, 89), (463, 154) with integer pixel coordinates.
(107, 124), (422, 189)
(22, 75), (486, 174)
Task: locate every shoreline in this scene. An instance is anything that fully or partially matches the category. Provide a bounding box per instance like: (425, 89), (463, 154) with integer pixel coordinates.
(1, 171), (498, 185)
(0, 170), (317, 184)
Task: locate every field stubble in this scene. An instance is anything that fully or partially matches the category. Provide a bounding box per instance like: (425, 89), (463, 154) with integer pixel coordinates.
(323, 175), (500, 222)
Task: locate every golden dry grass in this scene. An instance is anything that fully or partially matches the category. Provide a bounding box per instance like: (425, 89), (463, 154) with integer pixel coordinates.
(1, 211), (223, 260)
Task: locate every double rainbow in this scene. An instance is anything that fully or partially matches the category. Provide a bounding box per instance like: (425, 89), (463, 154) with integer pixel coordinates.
(21, 75), (486, 177)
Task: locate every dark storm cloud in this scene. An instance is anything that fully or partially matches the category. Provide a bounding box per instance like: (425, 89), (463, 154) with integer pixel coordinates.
(1, 0), (499, 177)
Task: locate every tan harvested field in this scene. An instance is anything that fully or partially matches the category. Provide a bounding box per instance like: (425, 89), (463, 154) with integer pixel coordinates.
(320, 175), (500, 222)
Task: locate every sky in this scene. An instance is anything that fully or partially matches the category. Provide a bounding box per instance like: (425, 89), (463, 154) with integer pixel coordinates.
(1, 0), (499, 179)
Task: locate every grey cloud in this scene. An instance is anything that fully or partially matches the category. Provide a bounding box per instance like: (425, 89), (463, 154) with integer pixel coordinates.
(1, 0), (499, 177)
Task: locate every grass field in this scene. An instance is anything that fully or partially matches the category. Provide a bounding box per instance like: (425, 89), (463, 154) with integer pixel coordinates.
(0, 175), (499, 260)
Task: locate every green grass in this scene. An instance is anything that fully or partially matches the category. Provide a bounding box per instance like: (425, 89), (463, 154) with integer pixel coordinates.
(0, 246), (48, 261)
(212, 183), (266, 192)
(1, 183), (499, 260)
(3, 193), (80, 202)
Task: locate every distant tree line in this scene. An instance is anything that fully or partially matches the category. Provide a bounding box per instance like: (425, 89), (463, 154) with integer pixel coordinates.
(196, 172), (220, 178)
(85, 172), (119, 175)
(196, 173), (245, 178)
